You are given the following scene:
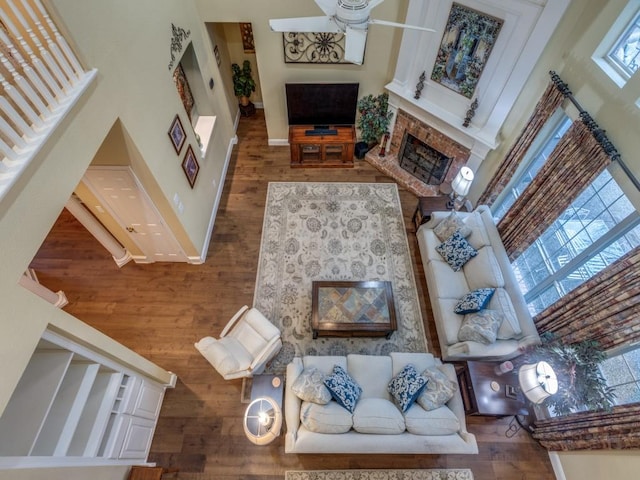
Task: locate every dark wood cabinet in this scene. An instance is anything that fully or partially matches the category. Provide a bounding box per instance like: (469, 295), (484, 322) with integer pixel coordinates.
(289, 125), (355, 168)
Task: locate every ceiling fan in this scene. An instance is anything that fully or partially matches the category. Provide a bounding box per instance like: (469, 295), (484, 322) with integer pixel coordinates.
(269, 0), (436, 65)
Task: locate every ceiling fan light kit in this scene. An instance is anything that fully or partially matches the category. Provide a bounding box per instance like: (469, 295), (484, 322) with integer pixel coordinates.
(269, 0), (435, 65)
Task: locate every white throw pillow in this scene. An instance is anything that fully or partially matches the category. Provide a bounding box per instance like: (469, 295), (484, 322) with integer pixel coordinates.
(352, 398), (405, 434)
(403, 404), (461, 436)
(300, 401), (353, 434)
(463, 212), (492, 249)
(463, 246), (505, 290)
(291, 367), (332, 404)
(488, 288), (522, 339)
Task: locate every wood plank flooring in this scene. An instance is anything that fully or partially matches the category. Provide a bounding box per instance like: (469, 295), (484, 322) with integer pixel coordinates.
(31, 110), (555, 479)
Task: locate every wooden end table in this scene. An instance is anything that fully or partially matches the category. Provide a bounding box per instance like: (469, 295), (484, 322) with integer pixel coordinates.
(456, 361), (528, 417)
(411, 196), (451, 231)
(311, 281), (397, 339)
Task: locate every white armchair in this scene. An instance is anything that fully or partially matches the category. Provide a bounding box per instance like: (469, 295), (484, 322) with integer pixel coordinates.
(194, 305), (282, 380)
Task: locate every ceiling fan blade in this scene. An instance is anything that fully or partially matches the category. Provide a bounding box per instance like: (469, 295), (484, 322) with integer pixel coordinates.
(345, 27), (367, 65)
(314, 0), (338, 17)
(269, 16), (341, 33)
(368, 18), (436, 33)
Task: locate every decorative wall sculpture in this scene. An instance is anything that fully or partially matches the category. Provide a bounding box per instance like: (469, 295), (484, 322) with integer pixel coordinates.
(283, 32), (350, 64)
(173, 63), (194, 121)
(431, 3), (502, 98)
(167, 23), (191, 70)
(239, 23), (255, 53)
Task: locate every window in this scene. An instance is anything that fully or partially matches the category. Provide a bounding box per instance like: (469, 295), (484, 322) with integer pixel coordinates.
(493, 123), (640, 316)
(608, 10), (640, 78)
(600, 344), (640, 405)
(592, 2), (640, 87)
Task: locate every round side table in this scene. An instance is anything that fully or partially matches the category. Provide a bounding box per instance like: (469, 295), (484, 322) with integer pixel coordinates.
(243, 396), (282, 445)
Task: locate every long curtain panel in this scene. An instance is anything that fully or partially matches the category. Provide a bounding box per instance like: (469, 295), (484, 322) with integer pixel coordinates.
(477, 82), (565, 206)
(534, 246), (640, 349)
(497, 120), (611, 260)
(533, 404), (640, 450)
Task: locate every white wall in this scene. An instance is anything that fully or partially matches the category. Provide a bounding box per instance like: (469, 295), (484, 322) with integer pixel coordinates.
(194, 0), (409, 141)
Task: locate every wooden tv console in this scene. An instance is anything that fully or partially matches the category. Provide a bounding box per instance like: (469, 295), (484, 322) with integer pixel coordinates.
(289, 125), (355, 168)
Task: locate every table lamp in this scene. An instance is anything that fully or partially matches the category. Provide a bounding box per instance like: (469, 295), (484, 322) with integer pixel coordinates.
(448, 166), (474, 210)
(518, 361), (559, 404)
(243, 397), (282, 445)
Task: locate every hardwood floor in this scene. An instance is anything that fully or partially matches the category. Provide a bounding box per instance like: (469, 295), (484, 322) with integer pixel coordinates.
(31, 110), (555, 479)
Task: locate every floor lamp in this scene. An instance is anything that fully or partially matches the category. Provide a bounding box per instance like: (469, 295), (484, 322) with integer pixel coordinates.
(448, 166), (474, 211)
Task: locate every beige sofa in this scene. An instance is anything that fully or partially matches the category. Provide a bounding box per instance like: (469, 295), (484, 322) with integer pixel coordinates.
(417, 205), (540, 361)
(284, 352), (478, 454)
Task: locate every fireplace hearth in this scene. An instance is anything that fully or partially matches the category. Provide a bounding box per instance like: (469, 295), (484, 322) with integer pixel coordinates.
(399, 133), (451, 185)
(364, 109), (471, 197)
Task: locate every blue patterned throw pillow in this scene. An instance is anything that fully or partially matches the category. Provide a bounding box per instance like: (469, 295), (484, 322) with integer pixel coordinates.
(435, 231), (478, 271)
(454, 288), (495, 314)
(324, 365), (362, 413)
(387, 364), (428, 413)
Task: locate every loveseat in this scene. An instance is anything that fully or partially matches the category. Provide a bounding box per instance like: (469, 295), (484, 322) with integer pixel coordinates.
(284, 352), (478, 454)
(417, 205), (540, 361)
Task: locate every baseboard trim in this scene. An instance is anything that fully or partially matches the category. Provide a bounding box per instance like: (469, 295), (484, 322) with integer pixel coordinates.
(198, 134), (237, 261)
(269, 138), (289, 146)
(549, 451), (566, 480)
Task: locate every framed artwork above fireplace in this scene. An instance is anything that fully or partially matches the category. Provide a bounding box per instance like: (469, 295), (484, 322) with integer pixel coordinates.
(431, 3), (503, 99)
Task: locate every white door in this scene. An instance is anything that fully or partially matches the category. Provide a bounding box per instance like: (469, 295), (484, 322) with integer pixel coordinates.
(83, 167), (187, 262)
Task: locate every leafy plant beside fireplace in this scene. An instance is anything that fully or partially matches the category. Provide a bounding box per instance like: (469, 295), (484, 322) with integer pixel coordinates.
(356, 92), (393, 146)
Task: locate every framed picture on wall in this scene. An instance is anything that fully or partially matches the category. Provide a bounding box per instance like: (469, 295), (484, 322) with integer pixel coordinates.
(181, 145), (199, 188)
(168, 114), (186, 154)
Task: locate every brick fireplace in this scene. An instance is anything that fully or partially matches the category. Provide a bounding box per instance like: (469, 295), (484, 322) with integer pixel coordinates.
(365, 109), (470, 197)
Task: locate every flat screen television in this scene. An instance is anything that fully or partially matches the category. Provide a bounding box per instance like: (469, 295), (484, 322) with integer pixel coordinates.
(285, 83), (359, 127)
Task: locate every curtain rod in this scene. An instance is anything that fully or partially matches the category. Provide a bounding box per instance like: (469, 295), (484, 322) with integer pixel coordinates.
(549, 70), (640, 192)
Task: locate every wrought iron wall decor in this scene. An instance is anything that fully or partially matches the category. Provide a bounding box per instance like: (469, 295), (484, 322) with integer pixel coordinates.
(168, 23), (191, 71)
(283, 32), (350, 64)
(239, 23), (255, 53)
(463, 98), (478, 127)
(431, 3), (502, 99)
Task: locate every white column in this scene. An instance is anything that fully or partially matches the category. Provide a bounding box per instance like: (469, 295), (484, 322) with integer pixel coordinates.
(19, 273), (68, 308)
(65, 196), (132, 267)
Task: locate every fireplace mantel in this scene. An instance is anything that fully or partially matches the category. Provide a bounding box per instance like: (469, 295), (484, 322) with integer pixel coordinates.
(386, 0), (571, 169)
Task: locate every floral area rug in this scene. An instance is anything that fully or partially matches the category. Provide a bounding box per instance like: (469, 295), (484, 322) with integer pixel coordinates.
(254, 182), (427, 374)
(285, 470), (474, 480)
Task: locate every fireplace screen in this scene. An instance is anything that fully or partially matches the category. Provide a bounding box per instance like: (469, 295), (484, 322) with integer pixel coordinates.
(398, 133), (452, 185)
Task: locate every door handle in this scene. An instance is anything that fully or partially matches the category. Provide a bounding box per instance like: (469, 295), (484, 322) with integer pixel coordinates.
(126, 226), (136, 233)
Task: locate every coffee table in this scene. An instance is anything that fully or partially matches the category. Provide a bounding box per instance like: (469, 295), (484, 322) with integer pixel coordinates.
(311, 280), (397, 339)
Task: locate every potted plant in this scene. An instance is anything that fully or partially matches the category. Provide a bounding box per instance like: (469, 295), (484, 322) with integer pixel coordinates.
(231, 60), (256, 108)
(356, 92), (393, 158)
(520, 332), (616, 416)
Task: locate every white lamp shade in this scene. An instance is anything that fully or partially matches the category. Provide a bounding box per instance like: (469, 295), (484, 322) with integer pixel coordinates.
(518, 361), (559, 404)
(451, 166), (474, 197)
(244, 397), (282, 445)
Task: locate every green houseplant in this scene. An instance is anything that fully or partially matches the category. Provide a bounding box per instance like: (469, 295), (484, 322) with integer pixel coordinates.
(522, 332), (616, 416)
(356, 92), (393, 147)
(231, 60), (256, 107)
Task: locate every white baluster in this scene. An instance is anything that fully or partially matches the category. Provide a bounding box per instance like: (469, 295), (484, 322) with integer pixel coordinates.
(0, 139), (20, 162)
(0, 29), (58, 106)
(0, 96), (38, 140)
(1, 55), (49, 116)
(6, 0), (72, 92)
(0, 6), (65, 96)
(0, 116), (27, 150)
(0, 73), (44, 129)
(31, 0), (85, 77)
(18, 0), (77, 82)
(28, 49), (63, 98)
